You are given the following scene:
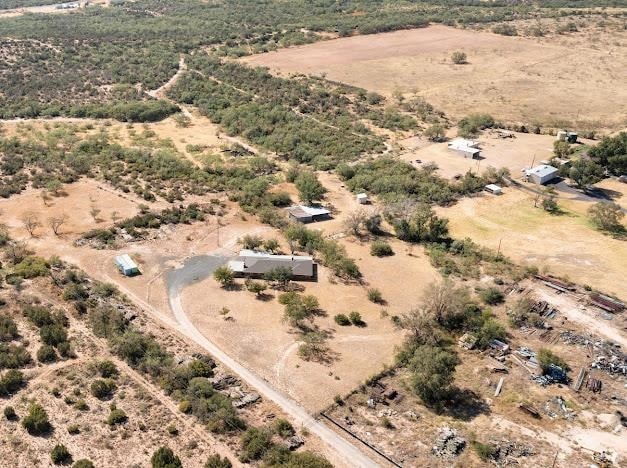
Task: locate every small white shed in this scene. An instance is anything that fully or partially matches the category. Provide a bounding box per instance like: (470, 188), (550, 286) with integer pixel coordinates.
(115, 254), (139, 276)
(525, 165), (559, 185)
(484, 184), (502, 195)
(356, 193), (369, 204)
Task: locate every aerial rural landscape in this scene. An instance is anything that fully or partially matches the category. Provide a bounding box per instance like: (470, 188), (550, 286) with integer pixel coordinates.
(0, 1), (625, 467)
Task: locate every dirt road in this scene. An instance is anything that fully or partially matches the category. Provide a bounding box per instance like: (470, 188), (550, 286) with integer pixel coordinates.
(166, 256), (382, 468)
(535, 288), (626, 348)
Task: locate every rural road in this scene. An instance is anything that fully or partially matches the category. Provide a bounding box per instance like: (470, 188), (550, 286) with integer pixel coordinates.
(166, 255), (381, 468)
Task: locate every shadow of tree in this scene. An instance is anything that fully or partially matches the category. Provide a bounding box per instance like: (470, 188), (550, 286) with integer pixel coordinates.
(442, 388), (491, 421)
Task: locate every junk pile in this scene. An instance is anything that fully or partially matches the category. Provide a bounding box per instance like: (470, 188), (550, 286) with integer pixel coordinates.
(515, 346), (539, 369)
(209, 373), (261, 408)
(544, 396), (575, 420)
(489, 439), (534, 465)
(534, 364), (568, 386)
(589, 293), (625, 313)
(432, 427), (466, 458)
(560, 330), (626, 377)
(592, 355), (627, 376)
(529, 299), (559, 320)
(233, 392), (260, 409)
(286, 436), (305, 450)
(592, 450), (615, 467)
(518, 403), (540, 418)
(534, 275), (575, 294)
(459, 332), (478, 350)
(587, 377), (602, 393)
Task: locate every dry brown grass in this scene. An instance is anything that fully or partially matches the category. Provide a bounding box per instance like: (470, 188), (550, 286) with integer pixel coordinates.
(438, 185), (627, 296)
(242, 24), (627, 130)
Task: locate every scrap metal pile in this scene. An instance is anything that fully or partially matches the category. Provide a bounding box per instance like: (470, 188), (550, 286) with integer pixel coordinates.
(432, 427), (466, 458)
(560, 330), (626, 377)
(544, 396), (576, 420)
(487, 439), (534, 466)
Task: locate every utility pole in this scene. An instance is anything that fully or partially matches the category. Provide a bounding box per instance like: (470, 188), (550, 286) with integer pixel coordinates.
(496, 238), (503, 259)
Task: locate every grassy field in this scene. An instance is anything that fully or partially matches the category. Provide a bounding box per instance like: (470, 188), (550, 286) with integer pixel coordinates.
(439, 184), (627, 296)
(243, 23), (627, 130)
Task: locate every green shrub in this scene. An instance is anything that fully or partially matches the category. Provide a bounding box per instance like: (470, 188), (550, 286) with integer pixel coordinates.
(74, 399), (89, 411)
(51, 444), (73, 465)
(269, 192), (291, 207)
(0, 315), (19, 342)
(22, 305), (54, 327)
(40, 324), (68, 346)
(239, 427), (273, 462)
(107, 408), (128, 426)
(0, 343), (32, 369)
(213, 266), (235, 287)
(178, 400), (191, 414)
(479, 287), (505, 305)
(62, 284), (89, 301)
(474, 316), (507, 350)
(12, 256), (49, 279)
(492, 24), (517, 36)
(367, 288), (383, 304)
(370, 240), (394, 257)
(0, 369), (26, 396)
(22, 403), (52, 435)
(472, 441), (496, 461)
(407, 345), (459, 409)
(380, 416), (394, 429)
(57, 341), (75, 358)
(151, 446), (182, 468)
(204, 454), (232, 468)
(67, 424), (80, 435)
(458, 113), (496, 137)
(72, 460), (95, 468)
(451, 51), (467, 64)
(273, 418), (295, 438)
(349, 311), (364, 326)
(334, 314), (351, 326)
(4, 405), (17, 421)
(537, 348), (570, 374)
(95, 360), (118, 378)
(91, 379), (116, 400)
(37, 345), (57, 363)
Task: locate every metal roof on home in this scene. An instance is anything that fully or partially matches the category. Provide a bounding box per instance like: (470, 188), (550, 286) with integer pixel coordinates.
(115, 254), (138, 271)
(447, 139), (481, 155)
(285, 205), (330, 218)
(227, 250), (314, 277)
(526, 165), (558, 177)
(448, 138), (479, 148)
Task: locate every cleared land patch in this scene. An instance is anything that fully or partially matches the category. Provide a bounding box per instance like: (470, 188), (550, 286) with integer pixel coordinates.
(242, 24), (627, 129)
(439, 186), (627, 296)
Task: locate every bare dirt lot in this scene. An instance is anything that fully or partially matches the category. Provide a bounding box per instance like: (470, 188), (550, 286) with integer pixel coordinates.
(242, 24), (627, 129)
(399, 130), (563, 179)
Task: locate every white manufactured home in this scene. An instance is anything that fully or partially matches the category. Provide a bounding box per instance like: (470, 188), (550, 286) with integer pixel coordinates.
(525, 165), (559, 185)
(447, 138), (481, 159)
